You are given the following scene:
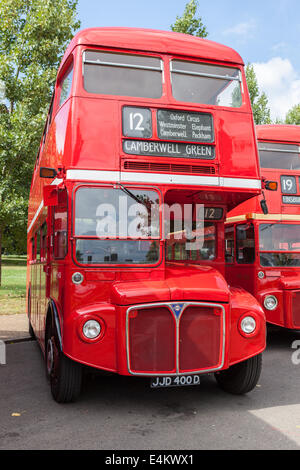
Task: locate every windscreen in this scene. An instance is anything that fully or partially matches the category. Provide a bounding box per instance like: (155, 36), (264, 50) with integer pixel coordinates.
(258, 142), (300, 170)
(74, 187), (160, 265)
(171, 60), (243, 107)
(259, 223), (300, 266)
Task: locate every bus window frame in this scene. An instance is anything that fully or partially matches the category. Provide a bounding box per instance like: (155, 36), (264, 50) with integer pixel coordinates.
(169, 58), (244, 109)
(235, 222), (256, 265)
(41, 222), (48, 263)
(52, 190), (69, 261)
(259, 222), (300, 256)
(71, 183), (163, 268)
(31, 236), (36, 263)
(167, 56), (247, 111)
(77, 45), (249, 113)
(225, 224), (235, 264)
(57, 60), (74, 110)
(165, 211), (220, 264)
(258, 140), (300, 171)
(81, 47), (166, 102)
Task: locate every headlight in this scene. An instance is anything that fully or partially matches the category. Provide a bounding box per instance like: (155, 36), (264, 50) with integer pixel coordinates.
(82, 320), (101, 339)
(264, 295), (278, 311)
(240, 316), (256, 334)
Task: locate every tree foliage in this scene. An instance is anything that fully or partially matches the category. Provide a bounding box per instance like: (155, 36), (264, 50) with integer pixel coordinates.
(285, 104), (300, 125)
(0, 0), (80, 283)
(245, 64), (272, 125)
(171, 0), (208, 38)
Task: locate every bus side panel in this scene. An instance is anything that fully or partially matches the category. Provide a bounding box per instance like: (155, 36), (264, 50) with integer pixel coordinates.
(216, 111), (260, 180)
(69, 97), (119, 172)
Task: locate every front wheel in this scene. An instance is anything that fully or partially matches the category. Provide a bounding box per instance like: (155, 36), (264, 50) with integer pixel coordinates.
(45, 322), (82, 403)
(215, 354), (262, 395)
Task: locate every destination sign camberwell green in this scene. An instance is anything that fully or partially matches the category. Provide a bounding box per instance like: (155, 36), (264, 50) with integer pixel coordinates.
(123, 140), (215, 159)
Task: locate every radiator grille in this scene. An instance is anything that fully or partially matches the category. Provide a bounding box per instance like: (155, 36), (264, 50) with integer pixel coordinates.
(127, 302), (224, 375)
(128, 307), (176, 373)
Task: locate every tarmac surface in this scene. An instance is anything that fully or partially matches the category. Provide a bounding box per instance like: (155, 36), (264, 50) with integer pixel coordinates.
(1, 314), (300, 450)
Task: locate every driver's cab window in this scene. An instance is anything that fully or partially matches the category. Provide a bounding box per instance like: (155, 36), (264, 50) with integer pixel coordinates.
(236, 223), (255, 264)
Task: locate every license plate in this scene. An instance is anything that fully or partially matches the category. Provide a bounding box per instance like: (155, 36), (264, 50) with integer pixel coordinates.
(150, 375), (201, 388)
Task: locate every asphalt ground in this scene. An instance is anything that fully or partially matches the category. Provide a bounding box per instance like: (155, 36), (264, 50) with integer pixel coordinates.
(0, 326), (300, 451)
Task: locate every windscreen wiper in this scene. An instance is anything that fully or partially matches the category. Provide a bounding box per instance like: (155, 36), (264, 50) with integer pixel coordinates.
(119, 184), (149, 210)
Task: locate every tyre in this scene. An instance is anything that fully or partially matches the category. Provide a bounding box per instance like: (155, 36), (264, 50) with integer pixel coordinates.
(28, 321), (35, 339)
(45, 320), (82, 403)
(28, 288), (35, 339)
(215, 354), (262, 395)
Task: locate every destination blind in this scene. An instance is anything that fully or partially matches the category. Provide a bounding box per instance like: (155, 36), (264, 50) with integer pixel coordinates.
(157, 109), (214, 143)
(123, 140), (215, 159)
(122, 107), (215, 159)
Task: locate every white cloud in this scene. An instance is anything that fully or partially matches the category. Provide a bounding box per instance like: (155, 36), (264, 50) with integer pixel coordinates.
(271, 42), (288, 53)
(252, 57), (300, 121)
(223, 20), (256, 36)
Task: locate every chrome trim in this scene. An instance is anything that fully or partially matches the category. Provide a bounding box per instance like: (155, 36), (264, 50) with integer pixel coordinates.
(84, 59), (163, 72)
(259, 147), (300, 154)
(126, 301), (226, 376)
(171, 68), (241, 82)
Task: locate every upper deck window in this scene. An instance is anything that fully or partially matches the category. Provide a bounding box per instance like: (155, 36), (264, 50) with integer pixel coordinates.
(258, 142), (300, 170)
(83, 50), (163, 99)
(59, 66), (73, 107)
(171, 60), (242, 108)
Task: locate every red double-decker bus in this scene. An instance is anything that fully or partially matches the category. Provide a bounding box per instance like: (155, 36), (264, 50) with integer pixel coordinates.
(27, 27), (266, 402)
(226, 124), (300, 330)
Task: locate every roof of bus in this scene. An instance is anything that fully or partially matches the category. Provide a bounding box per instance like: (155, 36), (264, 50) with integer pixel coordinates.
(256, 124), (300, 144)
(59, 27), (244, 71)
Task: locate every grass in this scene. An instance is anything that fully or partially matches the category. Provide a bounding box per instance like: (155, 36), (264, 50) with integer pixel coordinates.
(0, 255), (27, 315)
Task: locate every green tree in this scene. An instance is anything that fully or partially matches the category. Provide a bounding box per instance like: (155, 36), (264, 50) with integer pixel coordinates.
(285, 104), (300, 125)
(0, 0), (80, 285)
(245, 64), (272, 125)
(171, 0), (208, 38)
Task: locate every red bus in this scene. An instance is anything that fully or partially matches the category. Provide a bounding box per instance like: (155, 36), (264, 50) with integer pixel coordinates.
(27, 27), (266, 402)
(226, 124), (300, 330)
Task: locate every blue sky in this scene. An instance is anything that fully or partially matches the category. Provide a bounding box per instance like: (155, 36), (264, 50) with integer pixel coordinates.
(76, 0), (300, 120)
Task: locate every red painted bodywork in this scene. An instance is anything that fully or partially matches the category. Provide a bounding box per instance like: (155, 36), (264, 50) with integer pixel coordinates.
(27, 28), (266, 378)
(226, 124), (300, 329)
